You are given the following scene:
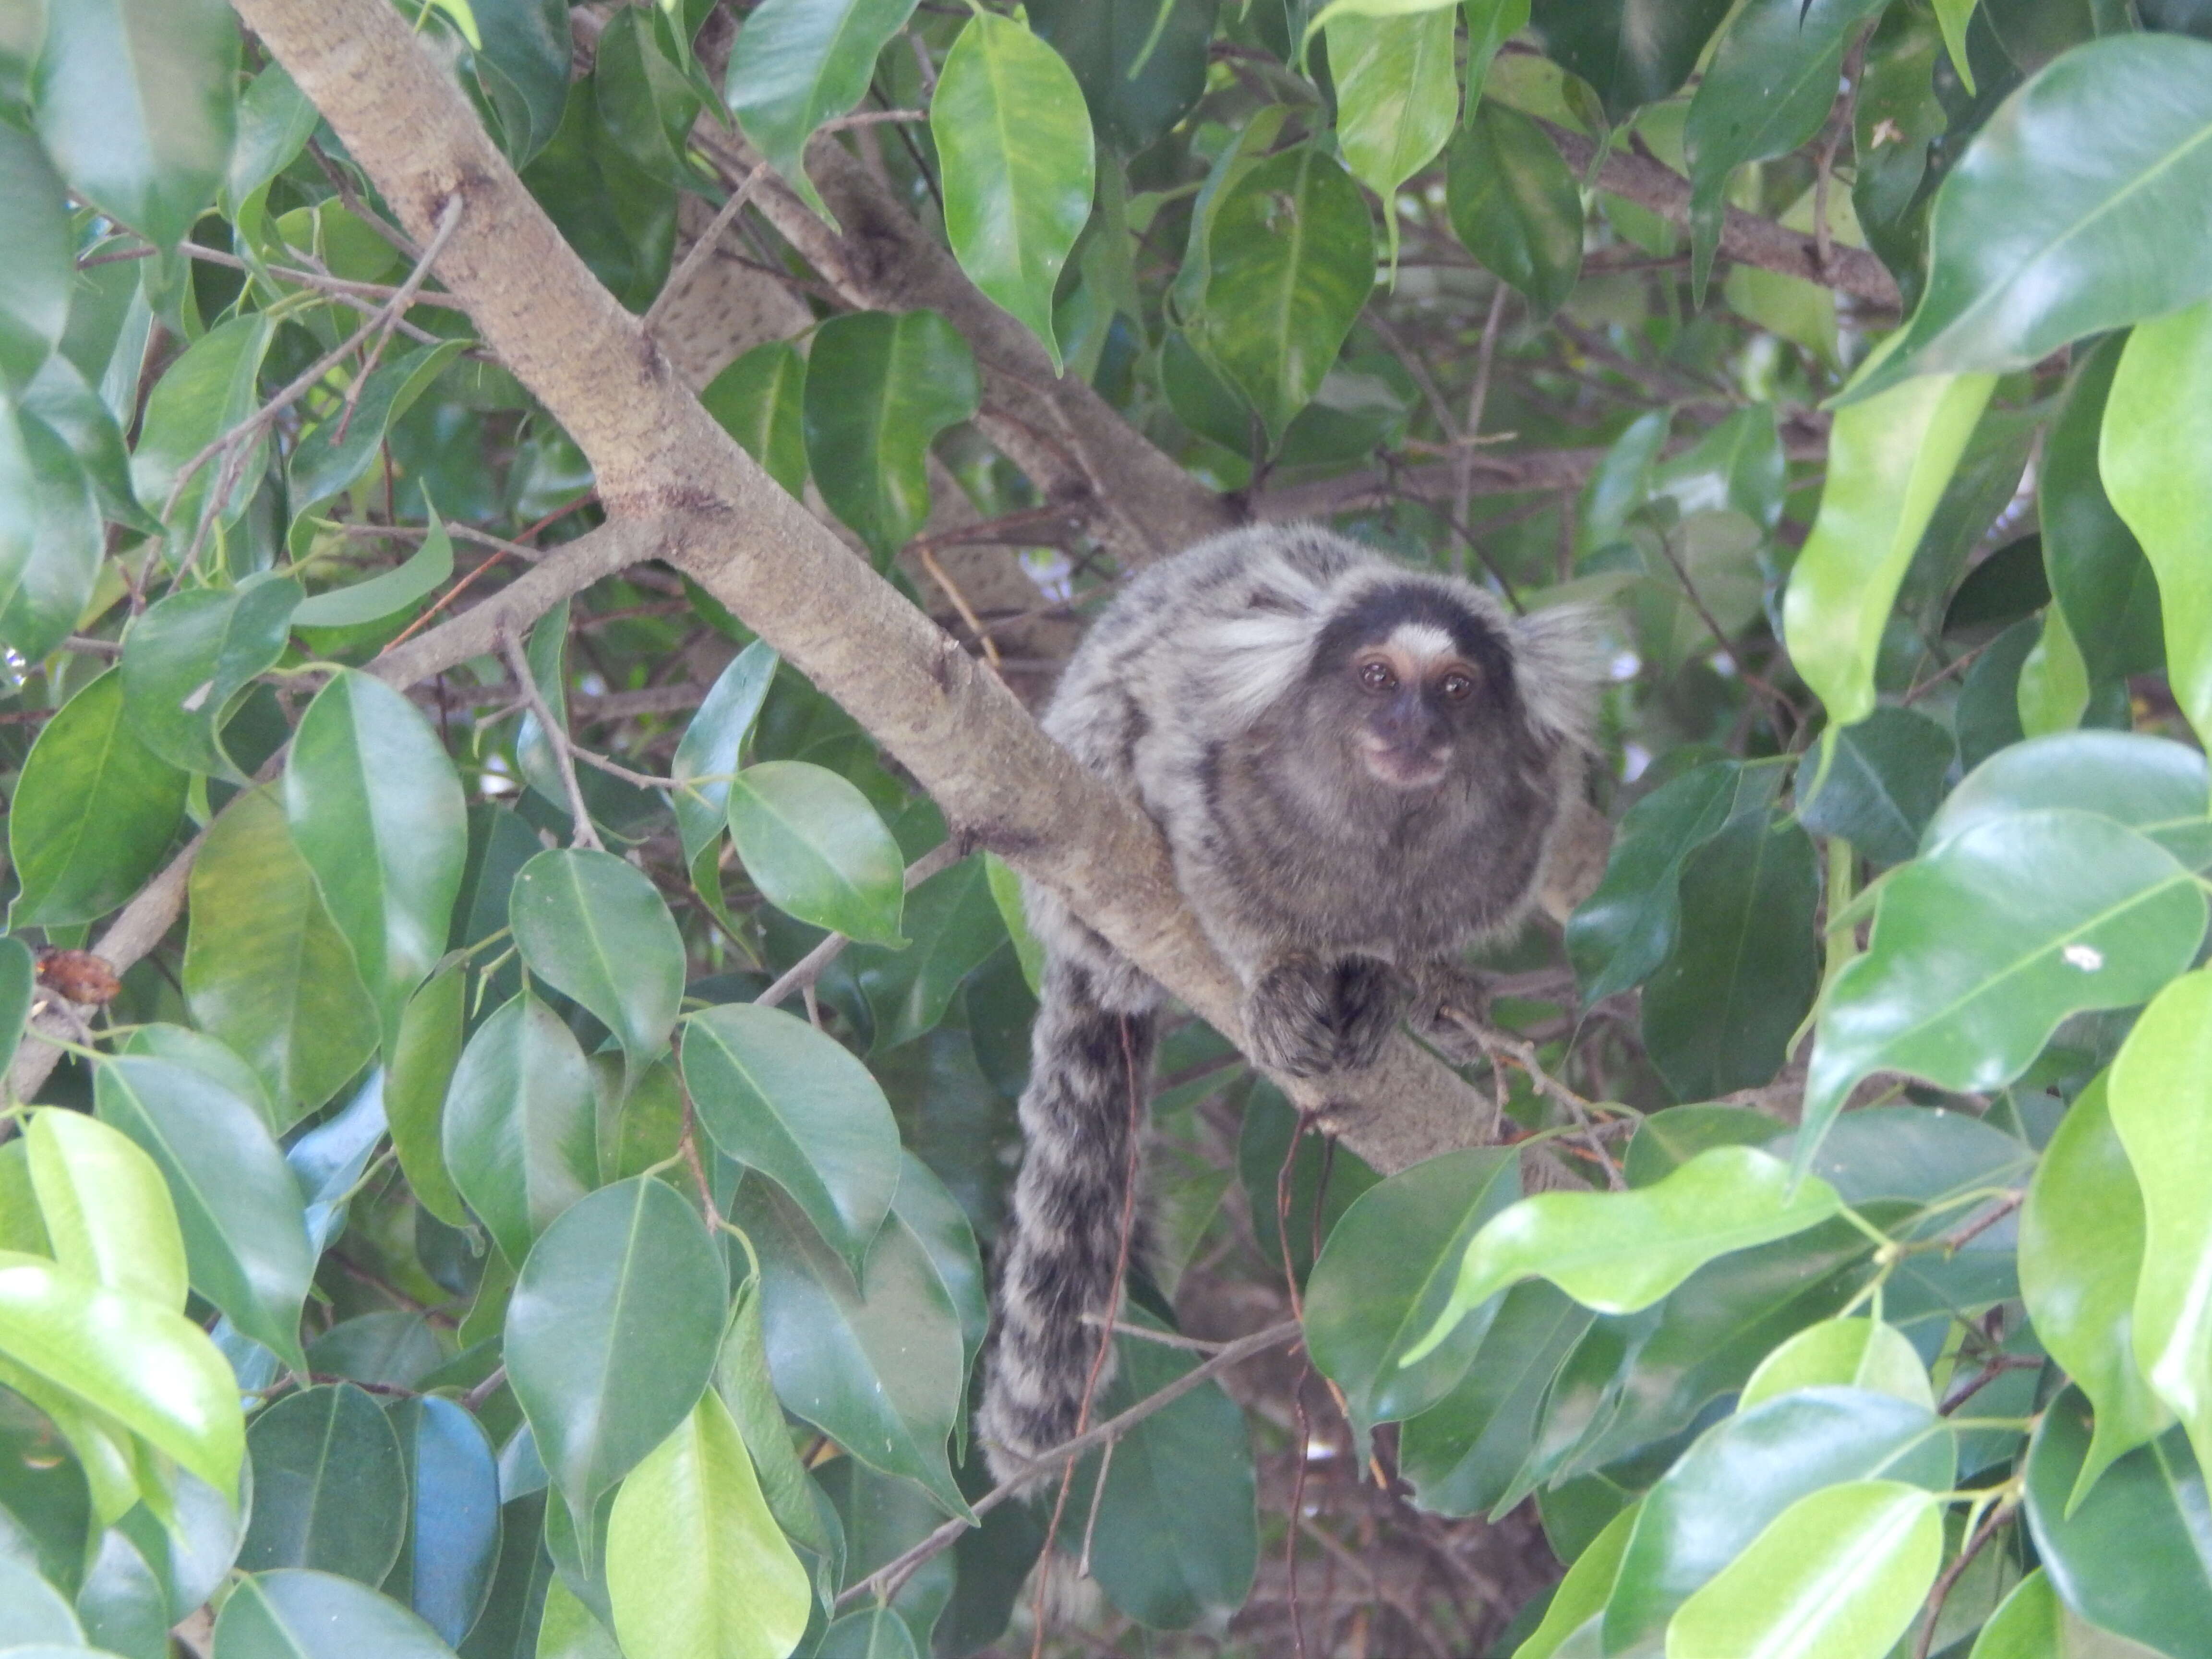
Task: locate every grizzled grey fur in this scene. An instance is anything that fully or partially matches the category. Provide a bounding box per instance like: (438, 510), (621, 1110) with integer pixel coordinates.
(977, 523), (1598, 1485)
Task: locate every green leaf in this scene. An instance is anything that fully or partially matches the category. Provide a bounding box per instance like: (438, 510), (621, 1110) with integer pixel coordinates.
(0, 398), (103, 665)
(816, 1609), (920, 1659)
(1405, 1147), (1843, 1362)
(76, 1524), (169, 1657)
(1605, 1388), (1953, 1649)
(1797, 707), (1956, 867)
(29, 0), (237, 249)
(699, 346), (807, 501)
(24, 1106), (187, 1312)
(1445, 99), (1588, 319)
(848, 854), (1005, 1051)
(1851, 36), (2212, 398)
(1029, 0), (1216, 156)
(124, 1022), (278, 1139)
(1683, 0), (1887, 301)
(2022, 1391), (2212, 1657)
(0, 1554), (83, 1646)
(0, 124), (71, 391)
(10, 670), (188, 928)
(382, 1396), (502, 1645)
(1304, 1147), (1520, 1433)
(1967, 1569), (2167, 1659)
(2043, 335), (2163, 684)
(1664, 1479), (1942, 1659)
(2017, 601), (2092, 738)
(801, 310), (980, 561)
(22, 350), (154, 535)
(1925, 732), (2211, 861)
(537, 1575), (621, 1659)
(2102, 294), (2212, 749)
(182, 789), (382, 1127)
(605, 1390), (812, 1659)
(240, 1383), (408, 1585)
(1526, 0), (1732, 120)
(119, 577), (302, 778)
(471, 0), (571, 167)
(732, 1174), (970, 1518)
(724, 0), (922, 220)
(592, 7), (702, 190)
(933, 10), (1096, 371)
(290, 515), (456, 629)
(385, 965), (469, 1230)
(224, 60), (318, 215)
(1330, 8), (1458, 271)
(711, 1279), (840, 1569)
(726, 760), (905, 945)
(680, 1002), (901, 1276)
(1738, 1319), (1933, 1412)
(505, 1177), (728, 1540)
(1640, 812), (1819, 1102)
(1191, 143), (1375, 447)
(509, 849), (685, 1087)
(211, 1568), (462, 1659)
(1782, 372), (1997, 725)
(127, 313), (273, 541)
(0, 1250), (244, 1497)
(1566, 761), (1754, 1003)
(1799, 810), (2207, 1176)
(1512, 1503), (1635, 1659)
(287, 343), (468, 533)
(95, 1054), (315, 1371)
(982, 853), (1044, 996)
(0, 935), (30, 1079)
(2104, 969), (2212, 1479)
(441, 991), (599, 1268)
(2019, 1074), (2170, 1514)
(672, 643), (779, 867)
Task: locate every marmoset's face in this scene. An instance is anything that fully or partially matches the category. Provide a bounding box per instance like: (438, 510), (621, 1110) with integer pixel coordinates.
(1303, 587), (1517, 792)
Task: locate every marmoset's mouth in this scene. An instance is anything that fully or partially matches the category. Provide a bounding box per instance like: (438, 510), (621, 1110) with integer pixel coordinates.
(1358, 735), (1448, 789)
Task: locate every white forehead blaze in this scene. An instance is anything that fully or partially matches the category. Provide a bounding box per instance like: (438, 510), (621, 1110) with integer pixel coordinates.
(1385, 622), (1458, 665)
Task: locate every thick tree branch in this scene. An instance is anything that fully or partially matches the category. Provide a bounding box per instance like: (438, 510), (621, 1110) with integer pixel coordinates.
(214, 0), (1503, 1174)
(1544, 122), (1903, 313)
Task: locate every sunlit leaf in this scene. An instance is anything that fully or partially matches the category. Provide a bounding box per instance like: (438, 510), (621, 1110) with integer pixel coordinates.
(1738, 1319), (1932, 1412)
(24, 1106), (187, 1312)
(1330, 8), (1457, 271)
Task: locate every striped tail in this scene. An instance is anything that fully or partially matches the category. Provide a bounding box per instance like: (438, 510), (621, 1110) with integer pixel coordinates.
(977, 956), (1158, 1486)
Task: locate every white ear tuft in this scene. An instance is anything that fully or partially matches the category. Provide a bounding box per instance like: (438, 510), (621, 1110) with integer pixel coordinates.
(1509, 603), (1605, 747)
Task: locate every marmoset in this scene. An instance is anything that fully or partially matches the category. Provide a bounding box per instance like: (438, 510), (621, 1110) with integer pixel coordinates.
(977, 523), (1598, 1483)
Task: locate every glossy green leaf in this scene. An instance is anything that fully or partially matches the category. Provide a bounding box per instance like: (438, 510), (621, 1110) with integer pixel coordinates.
(590, 6), (701, 190)
(727, 760), (905, 945)
(1330, 8), (1457, 271)
(240, 1384), (407, 1585)
(22, 350), (155, 535)
(509, 849), (685, 1085)
(286, 669), (467, 1050)
(1405, 1147), (1843, 1360)
(982, 853), (1044, 995)
(386, 965), (469, 1229)
(537, 1575), (621, 1659)
(1924, 732), (2211, 860)
(711, 1278), (839, 1570)
(119, 577), (302, 778)
(849, 854), (1004, 1051)
(30, 0), (236, 249)
(699, 346), (807, 501)
(681, 1002), (900, 1276)
(2020, 1074), (2169, 1514)
(383, 1396), (502, 1645)
(2018, 600), (2092, 738)
(505, 1177), (728, 1539)
(1783, 372), (1997, 725)
(816, 1609), (919, 1659)
(10, 670), (189, 927)
(95, 1054), (315, 1370)
(1739, 1319), (1932, 1412)
(182, 789), (381, 1127)
(1853, 36), (2212, 397)
(287, 343), (467, 532)
(441, 991), (598, 1268)
(124, 1022), (278, 1139)
(1797, 707), (1956, 867)
(605, 1389), (811, 1659)
(0, 395), (100, 662)
(212, 1568), (461, 1659)
(1640, 812), (1819, 1103)
(1683, 0), (1887, 299)
(1029, 0), (1216, 156)
(1305, 1147), (1520, 1432)
(2023, 1391), (2212, 1657)
(1800, 810), (2207, 1175)
(672, 643), (778, 867)
(801, 310), (979, 561)
(1166, 104), (1286, 328)
(0, 1251), (244, 1497)
(724, 0), (921, 220)
(224, 60), (317, 214)
(127, 313), (273, 540)
(0, 1555), (82, 1646)
(1969, 1569), (2168, 1659)
(933, 10), (1095, 371)
(1605, 1388), (1954, 1649)
(733, 1174), (969, 1518)
(1664, 1479), (1942, 1659)
(290, 515), (456, 630)
(1513, 1503), (1635, 1659)
(24, 1106), (187, 1312)
(1192, 144), (1375, 447)
(1445, 100), (1583, 321)
(1526, 0), (1732, 120)
(470, 0), (568, 166)
(76, 1524), (168, 1659)
(0, 123), (71, 390)
(0, 935), (30, 1080)
(2102, 294), (2212, 747)
(2105, 969), (2212, 1479)
(2044, 335), (2162, 684)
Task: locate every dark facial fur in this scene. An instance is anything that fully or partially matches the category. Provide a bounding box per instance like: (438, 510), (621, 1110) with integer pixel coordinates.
(978, 525), (1598, 1483)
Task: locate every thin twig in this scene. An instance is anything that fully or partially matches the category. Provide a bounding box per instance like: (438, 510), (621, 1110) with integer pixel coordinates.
(1452, 285), (1511, 582)
(1650, 524), (1798, 740)
(1913, 1500), (2014, 1659)
(1080, 1316), (1230, 1354)
(645, 162), (769, 336)
(460, 1364), (507, 1413)
(755, 841), (963, 1008)
(496, 621), (605, 853)
(1440, 1009), (1626, 1189)
(916, 544), (1002, 669)
(1939, 1190), (2024, 1254)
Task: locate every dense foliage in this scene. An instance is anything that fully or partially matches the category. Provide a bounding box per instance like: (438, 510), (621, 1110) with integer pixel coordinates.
(4, 0), (2212, 1654)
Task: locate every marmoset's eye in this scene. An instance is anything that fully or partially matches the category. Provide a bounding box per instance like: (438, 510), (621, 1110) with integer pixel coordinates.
(1358, 659), (1396, 693)
(1440, 670), (1476, 701)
